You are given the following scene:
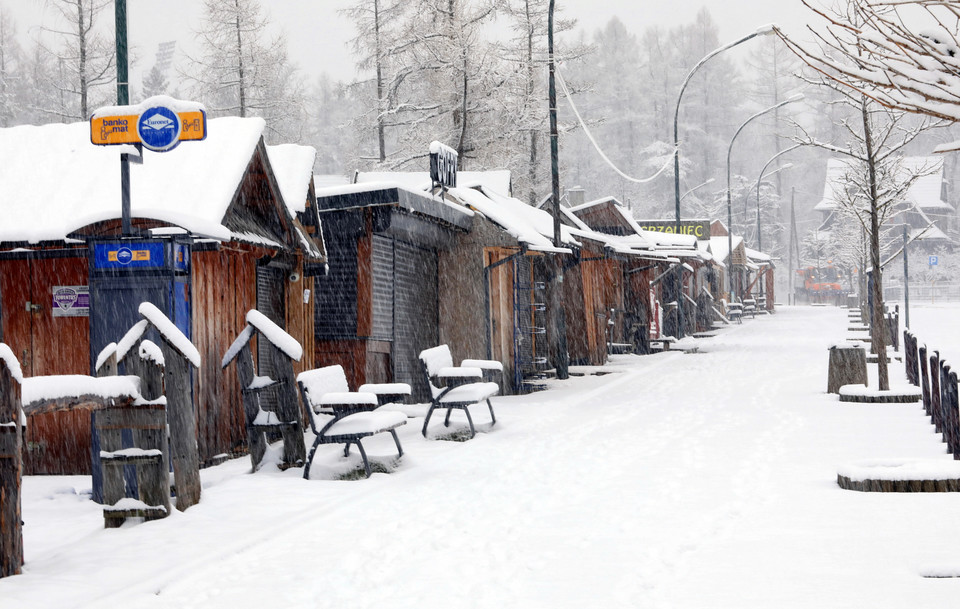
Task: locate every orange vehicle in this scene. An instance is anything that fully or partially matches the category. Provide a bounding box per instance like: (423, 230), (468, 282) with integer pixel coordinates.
(797, 265), (846, 302)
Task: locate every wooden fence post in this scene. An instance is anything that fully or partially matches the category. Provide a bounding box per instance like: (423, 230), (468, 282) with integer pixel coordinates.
(920, 345), (931, 418)
(160, 340), (201, 511)
(931, 351), (943, 435)
(0, 353), (24, 577)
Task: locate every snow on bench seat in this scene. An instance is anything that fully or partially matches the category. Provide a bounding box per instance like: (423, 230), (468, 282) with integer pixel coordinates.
(437, 382), (499, 404)
(319, 410), (408, 437)
(460, 359), (504, 372)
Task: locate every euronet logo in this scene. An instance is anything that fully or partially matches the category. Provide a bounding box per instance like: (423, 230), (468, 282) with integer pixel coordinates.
(142, 115), (174, 131)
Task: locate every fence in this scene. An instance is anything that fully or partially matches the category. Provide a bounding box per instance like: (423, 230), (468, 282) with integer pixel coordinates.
(884, 282), (960, 303)
(904, 329), (960, 460)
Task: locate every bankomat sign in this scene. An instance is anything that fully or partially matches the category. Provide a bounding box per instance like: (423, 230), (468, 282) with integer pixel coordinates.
(637, 219), (711, 240)
(90, 95), (206, 152)
(93, 242), (166, 269)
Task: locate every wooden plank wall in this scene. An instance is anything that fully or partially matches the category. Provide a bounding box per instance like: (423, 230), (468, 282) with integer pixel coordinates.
(193, 248), (255, 464)
(1, 254), (92, 474)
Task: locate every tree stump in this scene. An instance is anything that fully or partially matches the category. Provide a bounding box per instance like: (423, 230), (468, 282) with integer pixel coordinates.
(828, 344), (867, 394)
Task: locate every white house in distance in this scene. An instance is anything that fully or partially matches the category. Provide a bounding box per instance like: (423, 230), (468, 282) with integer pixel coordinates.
(814, 157), (956, 245)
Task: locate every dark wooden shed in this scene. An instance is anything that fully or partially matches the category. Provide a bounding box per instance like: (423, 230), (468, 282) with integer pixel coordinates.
(313, 183), (472, 401)
(0, 118), (324, 473)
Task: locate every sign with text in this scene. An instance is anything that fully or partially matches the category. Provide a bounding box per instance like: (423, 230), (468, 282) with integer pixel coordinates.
(929, 255), (939, 266)
(90, 96), (206, 150)
(637, 219), (711, 240)
(51, 286), (90, 318)
(429, 141), (458, 190)
(93, 242), (166, 269)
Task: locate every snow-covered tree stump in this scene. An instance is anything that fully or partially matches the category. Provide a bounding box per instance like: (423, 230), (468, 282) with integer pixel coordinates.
(838, 459), (960, 492)
(828, 344), (867, 394)
(0, 345), (23, 577)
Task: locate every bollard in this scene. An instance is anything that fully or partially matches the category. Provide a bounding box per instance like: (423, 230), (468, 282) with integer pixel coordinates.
(828, 344), (868, 394)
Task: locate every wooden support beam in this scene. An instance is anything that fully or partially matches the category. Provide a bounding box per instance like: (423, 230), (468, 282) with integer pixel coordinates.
(0, 357), (23, 578)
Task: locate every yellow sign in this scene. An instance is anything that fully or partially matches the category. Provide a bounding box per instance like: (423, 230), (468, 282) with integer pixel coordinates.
(107, 249), (151, 263)
(90, 110), (207, 146)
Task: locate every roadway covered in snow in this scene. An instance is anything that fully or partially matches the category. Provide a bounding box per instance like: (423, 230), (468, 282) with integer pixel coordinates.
(4, 305), (960, 608)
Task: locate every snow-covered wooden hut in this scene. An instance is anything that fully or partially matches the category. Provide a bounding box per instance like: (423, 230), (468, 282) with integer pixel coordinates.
(0, 117), (324, 473)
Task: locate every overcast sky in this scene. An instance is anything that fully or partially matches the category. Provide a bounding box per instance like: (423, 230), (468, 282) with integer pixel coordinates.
(11, 0), (817, 88)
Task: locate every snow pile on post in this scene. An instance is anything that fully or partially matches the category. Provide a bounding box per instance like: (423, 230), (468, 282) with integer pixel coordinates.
(20, 375), (141, 406)
(0, 344), (22, 384)
(138, 303), (201, 368)
(246, 309), (302, 361)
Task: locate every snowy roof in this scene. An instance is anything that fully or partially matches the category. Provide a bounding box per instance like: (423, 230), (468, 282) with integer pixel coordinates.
(355, 170), (513, 197)
(315, 180), (473, 230)
(816, 157), (952, 213)
(266, 144), (317, 215)
(708, 236), (743, 264)
(0, 117), (289, 244)
(447, 186), (576, 253)
(745, 247), (773, 266)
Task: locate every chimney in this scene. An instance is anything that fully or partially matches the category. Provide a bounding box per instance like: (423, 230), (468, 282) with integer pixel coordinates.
(566, 187), (585, 207)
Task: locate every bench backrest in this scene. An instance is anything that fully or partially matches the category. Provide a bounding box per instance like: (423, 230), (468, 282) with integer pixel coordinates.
(419, 345), (453, 377)
(419, 345), (454, 399)
(297, 365), (350, 406)
(296, 365), (351, 433)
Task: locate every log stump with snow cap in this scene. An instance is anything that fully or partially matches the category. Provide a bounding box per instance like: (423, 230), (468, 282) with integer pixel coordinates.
(827, 343), (867, 394)
(838, 459), (960, 492)
(0, 344), (23, 577)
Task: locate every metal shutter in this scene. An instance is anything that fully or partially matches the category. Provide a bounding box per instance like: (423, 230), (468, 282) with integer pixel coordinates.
(393, 240), (438, 400)
(371, 235), (394, 341)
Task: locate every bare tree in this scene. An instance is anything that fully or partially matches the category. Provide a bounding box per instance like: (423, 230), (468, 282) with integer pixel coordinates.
(33, 0), (115, 121)
(783, 0), (948, 389)
(778, 0), (960, 128)
(0, 6), (21, 127)
(183, 0), (304, 141)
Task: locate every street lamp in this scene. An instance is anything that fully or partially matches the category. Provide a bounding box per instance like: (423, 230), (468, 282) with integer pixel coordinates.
(673, 24), (778, 230)
(755, 159), (795, 252)
(681, 178), (715, 203)
(726, 94), (803, 301)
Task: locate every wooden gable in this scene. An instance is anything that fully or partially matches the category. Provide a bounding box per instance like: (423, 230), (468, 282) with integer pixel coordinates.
(222, 140), (299, 251)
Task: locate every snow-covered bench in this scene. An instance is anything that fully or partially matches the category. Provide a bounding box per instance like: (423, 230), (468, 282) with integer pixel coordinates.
(419, 345), (499, 439)
(297, 365), (407, 479)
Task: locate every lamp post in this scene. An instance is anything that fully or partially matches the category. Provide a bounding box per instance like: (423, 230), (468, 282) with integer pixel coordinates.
(673, 24), (778, 229)
(671, 24), (776, 337)
(755, 161), (793, 253)
(726, 95), (803, 301)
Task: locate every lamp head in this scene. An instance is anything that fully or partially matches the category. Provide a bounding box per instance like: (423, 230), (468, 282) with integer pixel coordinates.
(756, 24), (779, 36)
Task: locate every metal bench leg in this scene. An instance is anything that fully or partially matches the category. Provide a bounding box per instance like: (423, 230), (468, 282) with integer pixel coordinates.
(422, 404), (437, 437)
(343, 442), (352, 458)
(486, 398), (496, 426)
(389, 429), (403, 459)
(463, 406), (476, 439)
(303, 436), (322, 480)
(355, 441), (372, 478)
(444, 407), (453, 427)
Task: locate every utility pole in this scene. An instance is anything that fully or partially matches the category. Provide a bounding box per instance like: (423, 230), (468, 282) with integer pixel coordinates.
(115, 0), (133, 237)
(547, 0), (568, 379)
(903, 223), (910, 329)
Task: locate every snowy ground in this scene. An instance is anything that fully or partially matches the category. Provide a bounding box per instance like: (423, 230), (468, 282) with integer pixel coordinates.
(4, 304), (960, 608)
